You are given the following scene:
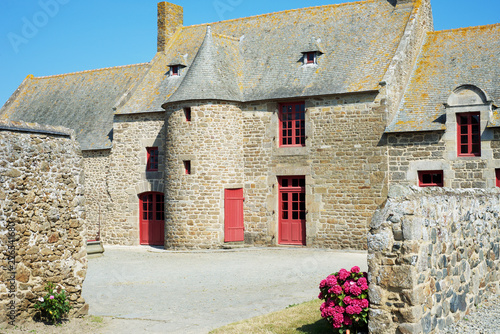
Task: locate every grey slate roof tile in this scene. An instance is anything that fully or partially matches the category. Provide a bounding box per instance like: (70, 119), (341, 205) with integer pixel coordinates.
(0, 63), (150, 149)
(119, 0), (414, 112)
(386, 24), (500, 133)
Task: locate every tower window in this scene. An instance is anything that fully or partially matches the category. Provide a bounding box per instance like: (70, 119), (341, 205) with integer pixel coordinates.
(184, 160), (191, 175)
(146, 147), (159, 171)
(184, 107), (191, 122)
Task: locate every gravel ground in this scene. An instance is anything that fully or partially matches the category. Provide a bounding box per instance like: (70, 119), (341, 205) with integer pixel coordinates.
(442, 294), (500, 334)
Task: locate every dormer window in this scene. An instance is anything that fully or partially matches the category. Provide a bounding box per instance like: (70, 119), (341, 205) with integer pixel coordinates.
(170, 65), (180, 76)
(305, 52), (316, 64)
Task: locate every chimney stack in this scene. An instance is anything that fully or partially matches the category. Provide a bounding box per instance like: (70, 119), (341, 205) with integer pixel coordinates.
(157, 2), (183, 52)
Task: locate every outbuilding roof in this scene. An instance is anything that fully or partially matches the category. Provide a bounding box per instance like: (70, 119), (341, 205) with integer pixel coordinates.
(0, 63), (150, 149)
(386, 24), (500, 133)
(118, 0), (415, 113)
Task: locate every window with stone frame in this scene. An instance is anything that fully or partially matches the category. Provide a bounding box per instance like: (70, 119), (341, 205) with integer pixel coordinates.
(146, 147), (159, 171)
(279, 102), (305, 147)
(418, 170), (443, 187)
(457, 112), (480, 157)
(183, 160), (191, 175)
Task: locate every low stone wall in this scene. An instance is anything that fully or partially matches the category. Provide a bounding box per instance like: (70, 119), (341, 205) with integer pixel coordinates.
(0, 121), (88, 324)
(368, 185), (500, 334)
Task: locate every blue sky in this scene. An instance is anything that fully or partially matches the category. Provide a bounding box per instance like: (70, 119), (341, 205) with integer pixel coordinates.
(0, 0), (499, 105)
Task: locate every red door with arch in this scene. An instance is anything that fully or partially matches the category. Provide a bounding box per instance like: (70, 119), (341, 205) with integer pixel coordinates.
(224, 188), (244, 242)
(139, 192), (165, 245)
(278, 176), (306, 245)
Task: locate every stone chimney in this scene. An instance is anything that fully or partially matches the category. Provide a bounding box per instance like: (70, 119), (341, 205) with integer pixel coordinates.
(157, 2), (183, 52)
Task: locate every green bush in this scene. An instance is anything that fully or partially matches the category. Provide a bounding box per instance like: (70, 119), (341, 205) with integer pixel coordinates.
(34, 282), (71, 323)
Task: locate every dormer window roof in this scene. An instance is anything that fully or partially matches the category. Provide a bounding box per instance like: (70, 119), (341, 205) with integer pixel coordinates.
(168, 55), (187, 77)
(301, 37), (324, 65)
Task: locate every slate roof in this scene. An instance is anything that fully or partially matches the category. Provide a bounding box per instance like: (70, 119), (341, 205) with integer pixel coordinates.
(0, 63), (150, 149)
(386, 24), (500, 133)
(118, 0), (415, 113)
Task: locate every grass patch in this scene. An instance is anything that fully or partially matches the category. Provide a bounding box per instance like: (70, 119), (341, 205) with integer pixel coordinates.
(209, 299), (331, 334)
(90, 316), (104, 323)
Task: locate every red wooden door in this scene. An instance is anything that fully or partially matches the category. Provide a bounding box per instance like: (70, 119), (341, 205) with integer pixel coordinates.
(139, 192), (164, 245)
(224, 188), (244, 242)
(278, 176), (306, 245)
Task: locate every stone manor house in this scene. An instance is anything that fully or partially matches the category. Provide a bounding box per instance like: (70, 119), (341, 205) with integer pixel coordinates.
(1, 0), (499, 250)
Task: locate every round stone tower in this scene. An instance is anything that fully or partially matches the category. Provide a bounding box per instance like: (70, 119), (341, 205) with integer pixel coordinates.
(164, 103), (244, 249)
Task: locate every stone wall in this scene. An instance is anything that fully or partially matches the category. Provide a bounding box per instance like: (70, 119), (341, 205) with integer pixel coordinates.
(0, 121), (87, 323)
(387, 128), (500, 188)
(241, 93), (388, 250)
(368, 185), (500, 334)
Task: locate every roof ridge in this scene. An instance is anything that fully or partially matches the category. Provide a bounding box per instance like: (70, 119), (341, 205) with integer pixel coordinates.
(432, 22), (500, 34)
(183, 0), (376, 29)
(212, 32), (240, 41)
(33, 62), (151, 79)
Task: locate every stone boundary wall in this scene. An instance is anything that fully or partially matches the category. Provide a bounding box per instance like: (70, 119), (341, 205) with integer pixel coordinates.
(368, 185), (500, 334)
(0, 121), (88, 323)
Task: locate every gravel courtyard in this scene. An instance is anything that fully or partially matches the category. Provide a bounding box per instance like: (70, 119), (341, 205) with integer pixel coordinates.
(82, 246), (367, 333)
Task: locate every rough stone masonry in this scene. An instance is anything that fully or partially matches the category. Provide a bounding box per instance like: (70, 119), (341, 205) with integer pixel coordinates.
(368, 185), (500, 334)
(0, 121), (87, 323)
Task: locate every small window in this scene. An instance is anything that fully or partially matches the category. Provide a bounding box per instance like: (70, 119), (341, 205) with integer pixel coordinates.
(496, 169), (500, 188)
(170, 65), (180, 76)
(305, 52), (316, 64)
(183, 160), (191, 175)
(146, 147), (159, 171)
(418, 170), (443, 187)
(279, 102), (306, 147)
(184, 107), (191, 122)
(457, 112), (480, 157)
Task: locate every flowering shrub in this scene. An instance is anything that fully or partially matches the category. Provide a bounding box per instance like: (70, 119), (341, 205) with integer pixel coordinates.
(34, 282), (71, 323)
(318, 266), (369, 333)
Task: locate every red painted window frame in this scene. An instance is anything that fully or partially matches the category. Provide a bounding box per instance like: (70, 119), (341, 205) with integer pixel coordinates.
(139, 192), (165, 245)
(171, 65), (180, 76)
(183, 160), (191, 175)
(146, 147), (159, 171)
(305, 52), (315, 64)
(279, 102), (306, 147)
(184, 107), (191, 122)
(418, 170), (444, 187)
(496, 169), (500, 188)
(457, 112), (480, 157)
(278, 176), (306, 245)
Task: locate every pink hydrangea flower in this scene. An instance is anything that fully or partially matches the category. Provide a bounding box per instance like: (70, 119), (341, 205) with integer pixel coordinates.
(344, 316), (353, 326)
(357, 277), (367, 286)
(343, 283), (350, 294)
(318, 292), (324, 300)
(319, 279), (327, 288)
(360, 298), (369, 308)
(360, 283), (369, 291)
(332, 313), (344, 327)
(351, 266), (360, 273)
(334, 306), (345, 314)
(350, 285), (362, 296)
(338, 269), (350, 281)
(325, 275), (337, 286)
(329, 285), (343, 295)
(49, 295), (54, 300)
(346, 305), (362, 315)
(343, 296), (352, 305)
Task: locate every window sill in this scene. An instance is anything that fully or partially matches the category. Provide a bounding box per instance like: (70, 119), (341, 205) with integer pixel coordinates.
(275, 146), (308, 156)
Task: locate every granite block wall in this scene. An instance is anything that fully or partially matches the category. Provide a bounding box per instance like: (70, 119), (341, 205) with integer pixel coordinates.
(0, 121), (87, 323)
(368, 185), (500, 334)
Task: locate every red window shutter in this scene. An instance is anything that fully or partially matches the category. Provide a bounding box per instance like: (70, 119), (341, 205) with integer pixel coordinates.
(418, 170), (444, 187)
(279, 102), (305, 147)
(457, 113), (480, 157)
(146, 147), (159, 171)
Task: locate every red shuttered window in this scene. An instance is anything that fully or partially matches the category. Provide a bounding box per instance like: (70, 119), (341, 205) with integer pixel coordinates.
(457, 113), (480, 157)
(146, 147), (159, 171)
(418, 170), (444, 187)
(279, 102), (305, 147)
